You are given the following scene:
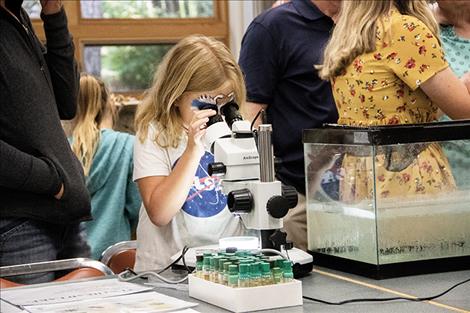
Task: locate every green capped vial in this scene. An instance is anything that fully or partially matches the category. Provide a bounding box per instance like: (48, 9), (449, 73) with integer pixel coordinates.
(215, 256), (224, 283)
(209, 257), (218, 282)
(223, 262), (231, 286)
(195, 254), (203, 278)
(261, 262), (273, 285)
(282, 260), (294, 282)
(203, 255), (212, 281)
(250, 262), (262, 287)
(228, 265), (239, 288)
(229, 256), (239, 264)
(218, 258), (228, 284)
(275, 259), (284, 269)
(268, 260), (276, 269)
(272, 267), (283, 284)
(238, 263), (250, 288)
(235, 251), (246, 258)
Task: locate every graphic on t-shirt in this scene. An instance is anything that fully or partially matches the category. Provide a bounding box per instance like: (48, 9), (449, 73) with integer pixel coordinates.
(173, 151), (227, 218)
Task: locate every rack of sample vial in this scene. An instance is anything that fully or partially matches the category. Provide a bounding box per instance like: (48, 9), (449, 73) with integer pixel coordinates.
(188, 251), (302, 312)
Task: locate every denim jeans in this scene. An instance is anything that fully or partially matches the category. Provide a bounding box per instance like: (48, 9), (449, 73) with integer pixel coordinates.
(0, 218), (90, 284)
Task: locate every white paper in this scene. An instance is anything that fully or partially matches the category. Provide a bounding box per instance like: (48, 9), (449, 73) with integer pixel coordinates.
(0, 278), (152, 306)
(23, 292), (198, 313)
(0, 299), (27, 313)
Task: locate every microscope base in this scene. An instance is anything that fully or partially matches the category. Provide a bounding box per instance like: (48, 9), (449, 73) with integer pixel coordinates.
(283, 247), (314, 278)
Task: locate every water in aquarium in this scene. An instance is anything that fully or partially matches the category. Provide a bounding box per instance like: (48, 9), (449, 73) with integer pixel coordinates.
(307, 190), (470, 265)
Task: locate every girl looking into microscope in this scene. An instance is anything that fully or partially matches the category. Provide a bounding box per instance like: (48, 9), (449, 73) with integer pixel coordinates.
(133, 35), (249, 271)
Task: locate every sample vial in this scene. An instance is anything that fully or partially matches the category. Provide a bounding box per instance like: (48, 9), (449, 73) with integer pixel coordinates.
(250, 262), (262, 287)
(272, 267), (283, 284)
(223, 262), (231, 286)
(238, 263), (250, 288)
(228, 265), (239, 288)
(235, 251), (246, 258)
(275, 259), (284, 269)
(218, 258), (228, 284)
(195, 254), (203, 278)
(203, 256), (212, 281)
(268, 260), (276, 269)
(211, 256), (220, 283)
(261, 262), (273, 285)
(282, 260), (294, 283)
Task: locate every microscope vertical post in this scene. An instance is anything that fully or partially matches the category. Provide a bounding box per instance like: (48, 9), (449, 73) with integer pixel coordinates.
(258, 124), (275, 183)
(258, 124), (279, 249)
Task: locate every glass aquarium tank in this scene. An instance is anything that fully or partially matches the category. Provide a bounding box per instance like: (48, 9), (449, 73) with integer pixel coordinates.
(303, 121), (470, 278)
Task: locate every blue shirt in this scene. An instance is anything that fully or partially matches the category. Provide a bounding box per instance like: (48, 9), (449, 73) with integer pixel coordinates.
(239, 0), (338, 194)
(440, 25), (470, 78)
(439, 25), (470, 187)
(82, 129), (141, 259)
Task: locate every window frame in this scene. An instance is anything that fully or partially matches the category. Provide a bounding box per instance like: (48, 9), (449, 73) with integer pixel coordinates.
(29, 0), (229, 96)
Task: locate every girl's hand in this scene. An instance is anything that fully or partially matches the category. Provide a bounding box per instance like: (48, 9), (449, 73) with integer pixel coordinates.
(185, 109), (216, 157)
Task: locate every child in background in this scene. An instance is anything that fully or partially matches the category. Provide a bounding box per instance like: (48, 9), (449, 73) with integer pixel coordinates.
(72, 74), (141, 260)
(133, 35), (249, 271)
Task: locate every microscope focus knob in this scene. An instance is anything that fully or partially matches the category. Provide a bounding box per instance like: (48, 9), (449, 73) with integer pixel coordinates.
(282, 185), (298, 209)
(266, 196), (290, 219)
(227, 189), (253, 213)
(208, 162), (226, 176)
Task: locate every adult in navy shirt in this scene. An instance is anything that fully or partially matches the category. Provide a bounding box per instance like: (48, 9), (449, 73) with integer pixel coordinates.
(239, 0), (340, 250)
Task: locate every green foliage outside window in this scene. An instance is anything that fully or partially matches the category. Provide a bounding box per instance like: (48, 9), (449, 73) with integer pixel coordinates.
(99, 45), (173, 91)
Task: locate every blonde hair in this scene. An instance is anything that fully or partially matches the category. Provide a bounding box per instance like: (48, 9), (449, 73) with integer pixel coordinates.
(72, 74), (113, 176)
(135, 35), (246, 148)
(319, 0), (440, 80)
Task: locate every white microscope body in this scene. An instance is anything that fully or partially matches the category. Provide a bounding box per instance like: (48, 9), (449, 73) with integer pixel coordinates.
(204, 102), (313, 276)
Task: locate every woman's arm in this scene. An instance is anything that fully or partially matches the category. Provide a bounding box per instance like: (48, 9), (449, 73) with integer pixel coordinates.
(136, 109), (215, 227)
(420, 68), (470, 120)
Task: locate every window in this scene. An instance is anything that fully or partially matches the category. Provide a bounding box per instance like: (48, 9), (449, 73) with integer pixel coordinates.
(22, 0), (41, 19)
(84, 44), (173, 92)
(81, 0), (214, 19)
(25, 0), (228, 95)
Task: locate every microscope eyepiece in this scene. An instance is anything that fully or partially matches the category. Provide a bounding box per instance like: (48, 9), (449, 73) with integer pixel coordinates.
(221, 101), (243, 129)
(192, 100), (223, 127)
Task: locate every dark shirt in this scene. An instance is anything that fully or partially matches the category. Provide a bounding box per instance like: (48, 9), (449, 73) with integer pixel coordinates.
(0, 7), (91, 223)
(239, 0), (338, 194)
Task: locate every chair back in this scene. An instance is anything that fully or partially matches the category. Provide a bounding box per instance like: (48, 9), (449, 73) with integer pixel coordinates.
(100, 240), (137, 274)
(0, 258), (114, 289)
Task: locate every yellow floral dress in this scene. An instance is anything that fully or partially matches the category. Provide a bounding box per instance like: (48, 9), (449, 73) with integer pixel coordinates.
(332, 9), (455, 203)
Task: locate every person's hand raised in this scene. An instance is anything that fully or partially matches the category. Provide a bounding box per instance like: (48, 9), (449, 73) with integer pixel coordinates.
(40, 0), (62, 15)
(185, 109), (216, 158)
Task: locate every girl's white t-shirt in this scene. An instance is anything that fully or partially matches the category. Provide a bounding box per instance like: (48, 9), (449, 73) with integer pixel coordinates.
(133, 124), (246, 271)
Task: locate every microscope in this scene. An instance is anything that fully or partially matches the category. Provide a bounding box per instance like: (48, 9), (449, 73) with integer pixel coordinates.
(200, 100), (314, 277)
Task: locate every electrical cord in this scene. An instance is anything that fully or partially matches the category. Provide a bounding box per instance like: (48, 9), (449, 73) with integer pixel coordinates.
(181, 247), (192, 273)
(157, 246), (191, 274)
(284, 248), (291, 261)
(259, 248), (288, 260)
(118, 270), (189, 284)
(118, 247), (192, 284)
(250, 109), (264, 131)
(303, 277), (470, 305)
